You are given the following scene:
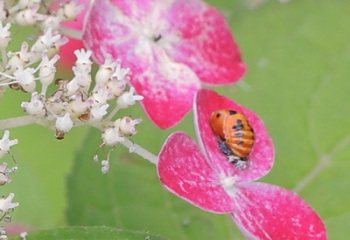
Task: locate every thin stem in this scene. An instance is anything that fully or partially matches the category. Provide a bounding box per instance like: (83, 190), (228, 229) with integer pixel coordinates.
(59, 26), (83, 40)
(1, 48), (7, 67)
(0, 116), (159, 164)
(106, 106), (120, 121)
(120, 137), (158, 165)
(0, 116), (39, 130)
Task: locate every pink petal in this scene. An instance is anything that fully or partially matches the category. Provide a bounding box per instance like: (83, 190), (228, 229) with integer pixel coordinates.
(165, 0), (247, 85)
(83, 0), (201, 129)
(158, 132), (235, 213)
(231, 183), (327, 240)
(195, 89), (274, 183)
(83, 0), (245, 128)
(132, 51), (201, 129)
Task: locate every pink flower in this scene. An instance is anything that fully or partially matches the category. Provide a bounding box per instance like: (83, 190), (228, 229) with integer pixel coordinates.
(83, 0), (246, 129)
(157, 89), (327, 239)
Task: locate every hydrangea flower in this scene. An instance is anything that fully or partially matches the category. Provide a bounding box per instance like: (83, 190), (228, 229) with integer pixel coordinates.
(157, 89), (327, 239)
(83, 0), (246, 129)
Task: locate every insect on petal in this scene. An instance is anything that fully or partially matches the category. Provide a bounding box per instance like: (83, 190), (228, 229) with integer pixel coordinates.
(195, 89), (274, 183)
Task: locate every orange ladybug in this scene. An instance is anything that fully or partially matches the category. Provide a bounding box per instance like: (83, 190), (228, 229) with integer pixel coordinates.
(210, 109), (255, 169)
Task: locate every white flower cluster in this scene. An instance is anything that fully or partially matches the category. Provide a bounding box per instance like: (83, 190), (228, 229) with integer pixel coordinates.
(0, 131), (19, 227)
(0, 1), (145, 230)
(0, 1), (143, 142)
(17, 50), (143, 141)
(4, 0), (84, 29)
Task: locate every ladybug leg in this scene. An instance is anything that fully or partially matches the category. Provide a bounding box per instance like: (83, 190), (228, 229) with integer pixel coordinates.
(228, 156), (248, 170)
(218, 140), (234, 156)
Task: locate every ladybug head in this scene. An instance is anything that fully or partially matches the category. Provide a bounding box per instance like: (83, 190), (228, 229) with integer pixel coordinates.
(210, 109), (236, 138)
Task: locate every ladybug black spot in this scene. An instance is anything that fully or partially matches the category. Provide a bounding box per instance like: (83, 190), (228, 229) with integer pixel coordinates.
(216, 113), (222, 118)
(235, 132), (244, 137)
(229, 110), (237, 115)
(233, 124), (244, 131)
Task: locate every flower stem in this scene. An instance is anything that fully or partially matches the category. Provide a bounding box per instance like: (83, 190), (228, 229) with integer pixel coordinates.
(1, 48), (7, 67)
(120, 137), (158, 165)
(0, 116), (39, 130)
(106, 106), (119, 121)
(59, 26), (83, 39)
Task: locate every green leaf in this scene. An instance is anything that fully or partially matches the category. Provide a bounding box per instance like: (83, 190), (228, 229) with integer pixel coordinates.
(66, 128), (242, 240)
(2, 1), (348, 239)
(212, 0), (350, 238)
(10, 226), (167, 240)
(66, 1), (350, 239)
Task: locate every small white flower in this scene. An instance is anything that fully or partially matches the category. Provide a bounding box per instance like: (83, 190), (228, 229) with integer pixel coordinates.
(40, 15), (62, 32)
(9, 0), (41, 11)
(46, 90), (68, 116)
(74, 49), (92, 73)
(66, 78), (79, 96)
(66, 65), (91, 95)
(31, 28), (61, 52)
(95, 55), (118, 85)
(57, 1), (85, 21)
(112, 62), (130, 81)
(0, 1), (7, 21)
(107, 77), (127, 97)
(91, 86), (113, 104)
(0, 131), (18, 159)
(118, 117), (142, 136)
(102, 127), (124, 146)
(31, 28), (68, 61)
(116, 87), (144, 109)
(0, 22), (11, 49)
(15, 4), (45, 26)
(13, 67), (36, 92)
(0, 163), (12, 185)
(39, 54), (60, 95)
(6, 42), (33, 73)
(55, 112), (74, 133)
(0, 193), (19, 213)
(90, 103), (109, 121)
(69, 93), (90, 118)
(21, 92), (46, 117)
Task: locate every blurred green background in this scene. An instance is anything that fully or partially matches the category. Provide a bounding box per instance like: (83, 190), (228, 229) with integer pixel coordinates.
(1, 0), (350, 239)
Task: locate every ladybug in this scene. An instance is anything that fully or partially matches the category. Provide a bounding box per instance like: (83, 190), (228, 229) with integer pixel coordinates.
(210, 109), (255, 169)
